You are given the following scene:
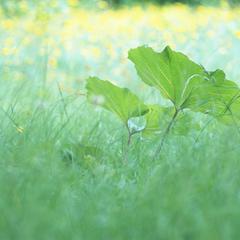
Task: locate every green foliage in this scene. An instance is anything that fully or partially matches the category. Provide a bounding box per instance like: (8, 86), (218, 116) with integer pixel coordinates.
(87, 46), (240, 143)
(143, 105), (174, 136)
(62, 142), (102, 168)
(143, 105), (201, 136)
(128, 46), (240, 119)
(86, 76), (149, 124)
(186, 69), (240, 117)
(128, 46), (206, 110)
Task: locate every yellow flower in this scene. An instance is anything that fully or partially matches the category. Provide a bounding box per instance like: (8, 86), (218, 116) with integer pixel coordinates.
(235, 31), (240, 39)
(1, 20), (15, 30)
(2, 47), (13, 56)
(98, 1), (108, 9)
(19, 1), (28, 12)
(92, 47), (101, 58)
(49, 58), (58, 68)
(68, 0), (78, 7)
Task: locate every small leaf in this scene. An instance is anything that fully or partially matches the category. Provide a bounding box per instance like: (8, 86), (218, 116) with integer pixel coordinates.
(143, 105), (175, 136)
(127, 116), (146, 133)
(185, 69), (240, 116)
(86, 77), (149, 123)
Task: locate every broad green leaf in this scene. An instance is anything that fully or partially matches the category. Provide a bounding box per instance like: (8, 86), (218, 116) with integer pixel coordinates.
(128, 46), (240, 119)
(184, 69), (240, 116)
(86, 77), (149, 123)
(128, 46), (205, 109)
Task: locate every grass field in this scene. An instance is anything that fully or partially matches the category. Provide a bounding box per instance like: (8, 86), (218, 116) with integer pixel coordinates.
(1, 2), (240, 239)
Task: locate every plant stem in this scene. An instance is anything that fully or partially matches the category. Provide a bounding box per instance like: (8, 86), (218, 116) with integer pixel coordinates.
(123, 124), (141, 163)
(127, 127), (141, 146)
(154, 108), (179, 159)
(194, 118), (213, 145)
(57, 81), (69, 120)
(127, 133), (132, 146)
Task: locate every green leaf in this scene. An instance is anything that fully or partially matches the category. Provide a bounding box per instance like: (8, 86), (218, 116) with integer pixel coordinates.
(128, 46), (240, 119)
(216, 92), (240, 124)
(143, 106), (201, 137)
(128, 46), (205, 109)
(173, 111), (202, 136)
(86, 77), (149, 123)
(143, 105), (174, 136)
(185, 69), (240, 116)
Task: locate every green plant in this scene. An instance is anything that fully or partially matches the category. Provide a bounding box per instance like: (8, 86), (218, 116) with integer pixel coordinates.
(129, 46), (240, 154)
(86, 77), (149, 145)
(86, 46), (240, 156)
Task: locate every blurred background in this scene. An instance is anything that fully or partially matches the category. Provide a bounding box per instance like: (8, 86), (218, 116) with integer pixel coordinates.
(0, 0), (240, 103)
(0, 0), (240, 18)
(1, 0), (240, 14)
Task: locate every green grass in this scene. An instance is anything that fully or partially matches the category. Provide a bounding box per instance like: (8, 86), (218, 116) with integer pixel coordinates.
(1, 78), (240, 239)
(1, 4), (240, 239)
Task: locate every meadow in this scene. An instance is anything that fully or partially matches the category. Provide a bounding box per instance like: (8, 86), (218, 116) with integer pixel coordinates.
(1, 1), (240, 239)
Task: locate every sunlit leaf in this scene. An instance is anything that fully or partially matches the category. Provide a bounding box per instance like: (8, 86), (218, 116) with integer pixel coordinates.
(86, 77), (149, 124)
(128, 46), (240, 119)
(185, 69), (240, 116)
(128, 45), (205, 109)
